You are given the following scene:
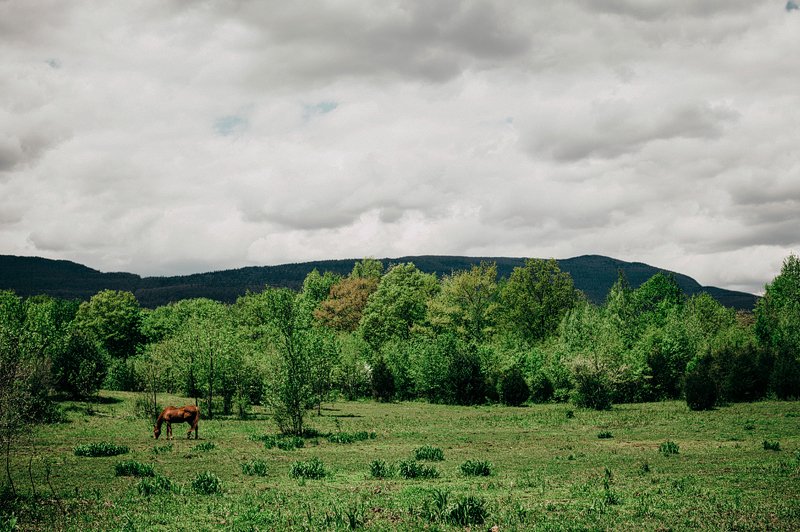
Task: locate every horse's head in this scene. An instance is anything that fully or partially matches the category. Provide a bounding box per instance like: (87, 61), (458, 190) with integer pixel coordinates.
(153, 425), (161, 439)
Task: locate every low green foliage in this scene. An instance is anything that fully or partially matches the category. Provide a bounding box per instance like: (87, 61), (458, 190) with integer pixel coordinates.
(241, 459), (269, 477)
(191, 471), (222, 494)
(256, 434), (306, 450)
(597, 431), (613, 439)
(659, 441), (680, 455)
(289, 457), (327, 479)
(5, 393), (800, 530)
(369, 459), (393, 479)
(447, 495), (489, 526)
(327, 431), (377, 444)
(763, 440), (781, 451)
(137, 475), (176, 496)
(460, 459), (493, 476)
(73, 442), (129, 457)
(414, 445), (444, 461)
(398, 459), (439, 479)
(151, 443), (173, 454)
(192, 441), (216, 452)
(114, 460), (155, 477)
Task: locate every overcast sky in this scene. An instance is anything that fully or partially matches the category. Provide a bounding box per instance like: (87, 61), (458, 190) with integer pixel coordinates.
(1, 1), (798, 294)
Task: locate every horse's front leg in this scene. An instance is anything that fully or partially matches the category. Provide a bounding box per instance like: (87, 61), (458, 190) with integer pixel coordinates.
(166, 422), (173, 440)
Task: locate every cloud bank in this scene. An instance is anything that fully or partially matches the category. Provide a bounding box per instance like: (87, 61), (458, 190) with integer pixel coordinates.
(1, 1), (798, 294)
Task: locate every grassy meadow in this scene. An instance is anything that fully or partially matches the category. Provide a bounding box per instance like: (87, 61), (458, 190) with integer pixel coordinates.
(3, 392), (800, 530)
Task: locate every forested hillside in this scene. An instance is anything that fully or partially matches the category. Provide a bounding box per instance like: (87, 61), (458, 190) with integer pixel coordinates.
(0, 254), (757, 309)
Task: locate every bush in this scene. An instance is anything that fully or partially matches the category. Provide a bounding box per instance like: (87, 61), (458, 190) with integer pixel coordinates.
(529, 371), (554, 403)
(597, 431), (613, 439)
(74, 442), (129, 457)
(571, 363), (613, 410)
(414, 445), (444, 461)
(685, 356), (717, 411)
(191, 471), (222, 494)
(398, 459), (439, 479)
(447, 495), (489, 526)
(192, 442), (216, 452)
(137, 475), (175, 496)
(369, 459), (393, 479)
(459, 459), (493, 476)
(371, 357), (395, 402)
(114, 460), (155, 477)
(659, 441), (679, 455)
(763, 440), (781, 451)
(289, 457), (327, 479)
(498, 365), (530, 406)
(104, 358), (139, 391)
(770, 349), (800, 400)
(241, 459), (269, 477)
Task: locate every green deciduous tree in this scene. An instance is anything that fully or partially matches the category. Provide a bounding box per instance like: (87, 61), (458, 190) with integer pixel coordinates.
(499, 258), (578, 345)
(73, 290), (144, 359)
(359, 263), (438, 350)
(428, 262), (499, 344)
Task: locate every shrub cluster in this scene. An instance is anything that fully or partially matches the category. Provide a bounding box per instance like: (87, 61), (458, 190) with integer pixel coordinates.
(74, 442), (129, 457)
(597, 431), (613, 439)
(192, 442), (216, 452)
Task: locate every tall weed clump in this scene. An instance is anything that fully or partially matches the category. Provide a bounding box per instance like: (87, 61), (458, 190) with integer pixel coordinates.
(74, 442), (129, 457)
(114, 460), (155, 477)
(398, 459), (439, 479)
(414, 445), (444, 461)
(191, 472), (222, 494)
(289, 457), (327, 479)
(460, 459), (493, 476)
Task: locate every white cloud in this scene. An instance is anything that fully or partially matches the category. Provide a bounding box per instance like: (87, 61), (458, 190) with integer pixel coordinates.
(1, 1), (798, 295)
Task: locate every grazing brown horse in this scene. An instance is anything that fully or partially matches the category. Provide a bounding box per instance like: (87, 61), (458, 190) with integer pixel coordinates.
(154, 405), (200, 440)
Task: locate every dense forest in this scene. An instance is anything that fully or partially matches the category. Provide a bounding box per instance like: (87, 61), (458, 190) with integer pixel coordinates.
(0, 254), (758, 310)
(1, 254), (797, 445)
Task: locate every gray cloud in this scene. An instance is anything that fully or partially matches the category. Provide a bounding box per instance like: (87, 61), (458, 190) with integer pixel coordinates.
(0, 0), (798, 295)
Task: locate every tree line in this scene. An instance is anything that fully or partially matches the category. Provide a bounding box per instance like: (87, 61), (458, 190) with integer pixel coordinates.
(1, 255), (799, 445)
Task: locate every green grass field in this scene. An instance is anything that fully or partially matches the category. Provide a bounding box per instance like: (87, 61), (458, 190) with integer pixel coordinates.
(4, 393), (800, 530)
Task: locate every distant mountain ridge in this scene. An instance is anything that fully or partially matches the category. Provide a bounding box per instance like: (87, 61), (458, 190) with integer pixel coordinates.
(0, 254), (758, 310)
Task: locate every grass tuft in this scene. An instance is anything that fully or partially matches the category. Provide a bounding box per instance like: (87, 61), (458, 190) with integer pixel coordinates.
(398, 459), (439, 479)
(74, 442), (129, 457)
(460, 459), (493, 477)
(114, 460), (155, 477)
(289, 457), (327, 479)
(241, 459), (269, 477)
(191, 471), (222, 494)
(414, 445), (444, 461)
(659, 441), (679, 455)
